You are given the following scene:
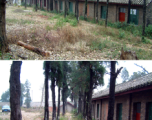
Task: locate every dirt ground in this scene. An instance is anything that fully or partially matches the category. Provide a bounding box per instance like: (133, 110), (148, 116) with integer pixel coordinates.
(0, 111), (42, 120)
(0, 110), (73, 120)
(4, 6), (152, 60)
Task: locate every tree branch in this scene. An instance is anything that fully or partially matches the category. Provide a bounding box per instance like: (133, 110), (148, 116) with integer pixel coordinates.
(134, 63), (149, 74)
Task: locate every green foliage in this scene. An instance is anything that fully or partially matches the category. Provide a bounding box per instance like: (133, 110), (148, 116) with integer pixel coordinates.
(59, 116), (68, 120)
(145, 25), (152, 38)
(142, 36), (151, 44)
(71, 108), (78, 115)
(79, 16), (84, 20)
(69, 18), (77, 27)
(21, 2), (25, 6)
(42, 12), (48, 16)
(24, 80), (31, 108)
(121, 67), (129, 83)
(76, 114), (83, 120)
(0, 89), (10, 102)
(129, 71), (147, 81)
(119, 30), (125, 39)
(32, 5), (36, 11)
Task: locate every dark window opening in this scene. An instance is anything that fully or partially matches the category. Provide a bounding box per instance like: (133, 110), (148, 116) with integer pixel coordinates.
(146, 102), (152, 120)
(97, 104), (99, 118)
(116, 103), (122, 120)
(101, 6), (107, 19)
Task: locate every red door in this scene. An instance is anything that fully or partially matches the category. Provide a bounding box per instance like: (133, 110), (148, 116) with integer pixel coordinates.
(119, 8), (125, 22)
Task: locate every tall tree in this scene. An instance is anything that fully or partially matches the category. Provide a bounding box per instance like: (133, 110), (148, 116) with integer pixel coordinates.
(127, 0), (131, 24)
(96, 0), (99, 23)
(76, 0), (79, 22)
(35, 0), (38, 11)
(0, 89), (10, 102)
(129, 71), (147, 81)
(44, 61), (50, 120)
(24, 80), (31, 108)
(142, 0), (146, 37)
(25, 0), (27, 9)
(64, 0), (67, 18)
(62, 61), (70, 116)
(84, 0), (88, 20)
(20, 83), (25, 107)
(105, 0), (109, 27)
(47, 0), (49, 11)
(0, 0), (8, 56)
(9, 61), (22, 120)
(121, 67), (129, 83)
(107, 61), (123, 120)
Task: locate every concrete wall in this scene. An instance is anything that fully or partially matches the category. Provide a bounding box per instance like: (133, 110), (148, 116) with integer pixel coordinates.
(92, 89), (152, 120)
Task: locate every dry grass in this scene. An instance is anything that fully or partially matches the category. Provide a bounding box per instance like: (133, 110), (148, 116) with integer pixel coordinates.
(5, 6), (152, 60)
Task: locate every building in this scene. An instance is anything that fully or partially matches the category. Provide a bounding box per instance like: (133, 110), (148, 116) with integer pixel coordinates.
(92, 73), (152, 120)
(21, 0), (152, 25)
(60, 101), (75, 113)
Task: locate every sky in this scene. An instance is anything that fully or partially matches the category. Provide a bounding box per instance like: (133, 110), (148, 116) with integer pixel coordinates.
(0, 61), (152, 102)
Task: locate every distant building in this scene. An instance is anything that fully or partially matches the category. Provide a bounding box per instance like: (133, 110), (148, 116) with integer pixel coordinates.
(22, 0), (152, 26)
(92, 73), (152, 120)
(60, 101), (75, 113)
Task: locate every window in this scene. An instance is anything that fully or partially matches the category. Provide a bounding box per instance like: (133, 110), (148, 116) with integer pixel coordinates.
(129, 9), (139, 25)
(116, 103), (122, 120)
(69, 2), (73, 13)
(60, 1), (63, 11)
(133, 102), (141, 120)
(101, 6), (107, 19)
(146, 102), (152, 120)
(97, 104), (99, 118)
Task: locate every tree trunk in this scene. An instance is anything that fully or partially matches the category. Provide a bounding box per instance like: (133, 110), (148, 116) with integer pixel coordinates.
(83, 91), (86, 118)
(107, 61), (116, 120)
(78, 90), (82, 114)
(47, 0), (49, 11)
(9, 61), (22, 120)
(76, 0), (79, 22)
(57, 86), (60, 120)
(86, 65), (93, 120)
(127, 0), (131, 24)
(142, 0), (146, 36)
(36, 0), (37, 11)
(25, 0), (26, 9)
(51, 78), (56, 120)
(0, 0), (8, 55)
(84, 0), (88, 20)
(44, 61), (49, 120)
(64, 0), (67, 18)
(105, 0), (109, 27)
(62, 81), (66, 116)
(96, 0), (99, 23)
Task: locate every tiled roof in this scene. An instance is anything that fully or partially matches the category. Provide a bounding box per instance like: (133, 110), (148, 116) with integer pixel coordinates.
(90, 0), (152, 6)
(93, 73), (152, 99)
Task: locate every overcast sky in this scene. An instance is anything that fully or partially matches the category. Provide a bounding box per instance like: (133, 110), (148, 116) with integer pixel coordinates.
(0, 61), (152, 102)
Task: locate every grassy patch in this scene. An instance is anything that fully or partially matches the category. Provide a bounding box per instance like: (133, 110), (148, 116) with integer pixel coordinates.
(6, 18), (34, 25)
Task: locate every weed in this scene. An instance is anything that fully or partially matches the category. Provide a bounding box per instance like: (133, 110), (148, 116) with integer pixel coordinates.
(70, 19), (77, 27)
(145, 25), (152, 38)
(59, 116), (68, 120)
(79, 16), (84, 20)
(46, 25), (51, 31)
(119, 30), (125, 39)
(42, 12), (47, 16)
(142, 37), (151, 44)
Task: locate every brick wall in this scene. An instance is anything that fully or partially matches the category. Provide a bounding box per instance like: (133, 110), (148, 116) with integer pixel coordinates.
(92, 88), (152, 120)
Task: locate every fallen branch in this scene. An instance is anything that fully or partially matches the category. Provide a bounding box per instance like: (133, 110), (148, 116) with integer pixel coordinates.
(17, 41), (50, 57)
